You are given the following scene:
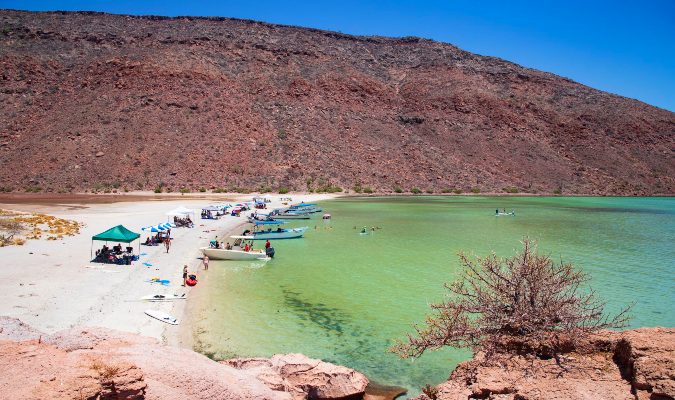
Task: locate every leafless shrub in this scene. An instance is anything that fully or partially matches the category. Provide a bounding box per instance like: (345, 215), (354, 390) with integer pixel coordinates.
(391, 239), (631, 361)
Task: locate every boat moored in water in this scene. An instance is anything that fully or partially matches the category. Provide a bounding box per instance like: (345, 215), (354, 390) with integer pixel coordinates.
(245, 220), (307, 240)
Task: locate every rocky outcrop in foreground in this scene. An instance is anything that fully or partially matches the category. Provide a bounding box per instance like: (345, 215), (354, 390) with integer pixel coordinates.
(0, 317), (368, 399)
(416, 327), (674, 400)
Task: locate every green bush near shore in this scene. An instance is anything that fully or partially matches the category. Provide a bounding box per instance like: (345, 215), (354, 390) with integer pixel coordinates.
(470, 187), (481, 194)
(278, 187), (290, 194)
(394, 187), (403, 193)
(212, 188), (226, 193)
(411, 188), (422, 194)
(179, 188), (190, 194)
(503, 187), (519, 193)
(26, 186), (42, 193)
(453, 189), (463, 194)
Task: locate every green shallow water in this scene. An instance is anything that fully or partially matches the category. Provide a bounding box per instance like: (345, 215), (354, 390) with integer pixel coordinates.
(194, 196), (675, 395)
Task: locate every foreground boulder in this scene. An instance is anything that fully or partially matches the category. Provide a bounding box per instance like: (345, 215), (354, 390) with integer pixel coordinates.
(224, 353), (369, 399)
(0, 317), (368, 400)
(414, 327), (674, 400)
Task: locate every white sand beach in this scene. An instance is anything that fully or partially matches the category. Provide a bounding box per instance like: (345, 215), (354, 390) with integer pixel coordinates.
(0, 193), (336, 345)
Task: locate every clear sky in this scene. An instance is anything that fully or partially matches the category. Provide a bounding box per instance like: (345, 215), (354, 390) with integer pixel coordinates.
(2, 0), (674, 111)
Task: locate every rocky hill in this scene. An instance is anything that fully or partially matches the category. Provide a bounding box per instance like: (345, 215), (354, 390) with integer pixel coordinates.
(0, 10), (673, 195)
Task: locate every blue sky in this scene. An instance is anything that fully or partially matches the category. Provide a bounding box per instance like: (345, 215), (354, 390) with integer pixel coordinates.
(2, 1), (674, 111)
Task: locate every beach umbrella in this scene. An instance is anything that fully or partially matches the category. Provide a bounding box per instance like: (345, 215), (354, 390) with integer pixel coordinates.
(158, 223), (173, 230)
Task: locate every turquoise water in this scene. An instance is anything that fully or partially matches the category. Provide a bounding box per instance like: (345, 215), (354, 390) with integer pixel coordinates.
(193, 196), (675, 394)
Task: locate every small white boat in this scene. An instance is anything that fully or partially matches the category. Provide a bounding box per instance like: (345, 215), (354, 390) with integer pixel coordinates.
(145, 309), (178, 325)
(201, 235), (272, 260)
(495, 212), (515, 216)
(273, 214), (311, 220)
(200, 247), (270, 260)
(249, 226), (307, 240)
(141, 294), (186, 301)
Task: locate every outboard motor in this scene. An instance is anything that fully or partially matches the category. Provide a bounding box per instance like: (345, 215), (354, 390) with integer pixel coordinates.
(266, 247), (275, 258)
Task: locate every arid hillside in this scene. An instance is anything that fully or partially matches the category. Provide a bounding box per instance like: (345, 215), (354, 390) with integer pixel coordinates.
(1, 10), (673, 195)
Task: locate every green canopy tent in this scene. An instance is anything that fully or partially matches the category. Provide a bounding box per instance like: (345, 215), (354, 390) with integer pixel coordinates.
(91, 225), (141, 261)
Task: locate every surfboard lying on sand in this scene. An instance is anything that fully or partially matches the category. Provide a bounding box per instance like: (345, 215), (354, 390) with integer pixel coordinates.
(145, 309), (178, 325)
(141, 294), (186, 301)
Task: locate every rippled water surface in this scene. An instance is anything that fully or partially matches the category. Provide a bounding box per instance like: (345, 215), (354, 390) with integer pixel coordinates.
(193, 196), (675, 394)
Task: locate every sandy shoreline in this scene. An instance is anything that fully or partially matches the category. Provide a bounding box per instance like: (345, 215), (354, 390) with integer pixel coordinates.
(0, 192), (337, 348)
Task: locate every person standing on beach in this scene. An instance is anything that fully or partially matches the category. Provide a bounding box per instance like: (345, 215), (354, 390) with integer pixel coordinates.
(182, 265), (188, 286)
(164, 236), (171, 253)
(202, 255), (209, 271)
(265, 240), (271, 250)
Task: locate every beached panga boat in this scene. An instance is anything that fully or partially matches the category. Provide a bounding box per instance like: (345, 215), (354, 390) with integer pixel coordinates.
(201, 236), (271, 260)
(201, 247), (270, 260)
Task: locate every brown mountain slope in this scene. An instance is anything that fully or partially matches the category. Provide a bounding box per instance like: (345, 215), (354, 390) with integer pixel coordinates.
(1, 10), (673, 195)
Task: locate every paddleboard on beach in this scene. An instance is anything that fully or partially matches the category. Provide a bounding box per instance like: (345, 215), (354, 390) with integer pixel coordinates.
(145, 309), (178, 325)
(141, 294), (186, 301)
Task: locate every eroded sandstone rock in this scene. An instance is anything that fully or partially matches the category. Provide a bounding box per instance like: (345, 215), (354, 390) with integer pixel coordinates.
(414, 328), (674, 400)
(224, 353), (369, 399)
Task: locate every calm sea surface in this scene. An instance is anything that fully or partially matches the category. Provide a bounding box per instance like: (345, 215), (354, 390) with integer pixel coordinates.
(192, 196), (675, 394)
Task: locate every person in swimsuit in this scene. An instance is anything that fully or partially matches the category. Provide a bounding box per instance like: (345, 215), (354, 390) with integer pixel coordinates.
(202, 255), (209, 271)
(182, 265), (188, 286)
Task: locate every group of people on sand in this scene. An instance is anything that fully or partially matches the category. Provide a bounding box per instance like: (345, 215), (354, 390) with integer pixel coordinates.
(95, 243), (135, 264)
(173, 215), (194, 228)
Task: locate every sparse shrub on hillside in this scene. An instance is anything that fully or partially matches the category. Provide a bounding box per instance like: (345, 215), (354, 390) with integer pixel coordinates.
(410, 188), (422, 194)
(470, 187), (481, 193)
(315, 185), (343, 193)
(362, 187), (374, 194)
(25, 186), (42, 193)
(153, 185), (162, 193)
(352, 184), (363, 193)
(553, 188), (562, 195)
(278, 187), (290, 194)
(277, 129), (287, 139)
(212, 188), (226, 193)
(179, 188), (190, 194)
(453, 189), (463, 194)
(441, 188), (452, 193)
(391, 239), (632, 361)
(503, 187), (519, 194)
(426, 189), (434, 194)
(258, 186), (272, 193)
(199, 187), (206, 193)
(394, 187), (403, 193)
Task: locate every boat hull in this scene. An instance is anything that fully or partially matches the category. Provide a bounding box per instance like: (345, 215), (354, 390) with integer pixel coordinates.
(274, 214), (311, 220)
(200, 247), (270, 260)
(251, 227), (307, 240)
